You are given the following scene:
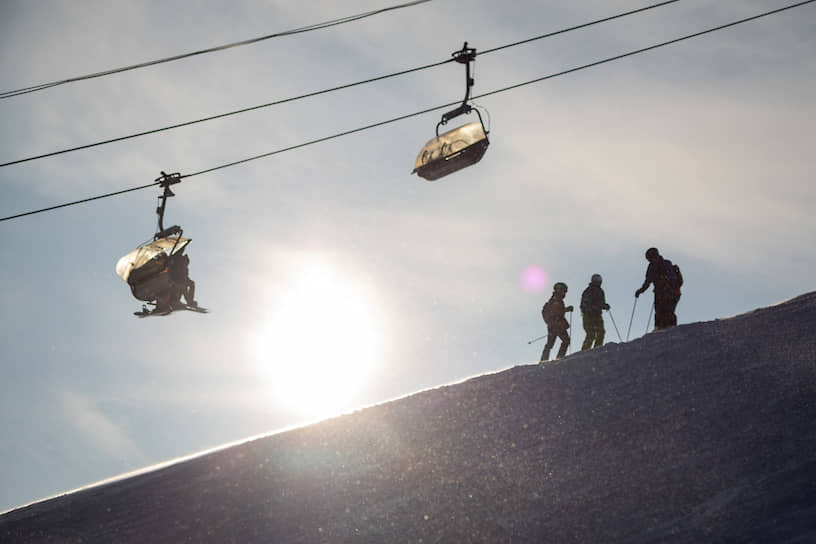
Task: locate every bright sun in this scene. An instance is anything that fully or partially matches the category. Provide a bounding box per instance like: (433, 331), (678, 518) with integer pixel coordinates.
(252, 258), (384, 420)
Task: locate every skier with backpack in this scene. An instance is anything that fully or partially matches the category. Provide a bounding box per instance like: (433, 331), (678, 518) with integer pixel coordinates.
(540, 282), (574, 362)
(634, 247), (683, 330)
(580, 274), (610, 350)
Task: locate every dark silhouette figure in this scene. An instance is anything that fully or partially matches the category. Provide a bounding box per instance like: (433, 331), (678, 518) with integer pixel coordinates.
(635, 247), (681, 330)
(581, 274), (610, 350)
(540, 282), (573, 362)
(168, 252), (196, 309)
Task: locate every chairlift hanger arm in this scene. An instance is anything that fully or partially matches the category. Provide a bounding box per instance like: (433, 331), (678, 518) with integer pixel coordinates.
(440, 42), (477, 126)
(154, 171), (182, 237)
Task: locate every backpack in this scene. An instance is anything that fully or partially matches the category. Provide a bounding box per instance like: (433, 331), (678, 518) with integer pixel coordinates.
(542, 299), (569, 329)
(662, 259), (683, 291)
(542, 299), (561, 324)
(541, 300), (553, 322)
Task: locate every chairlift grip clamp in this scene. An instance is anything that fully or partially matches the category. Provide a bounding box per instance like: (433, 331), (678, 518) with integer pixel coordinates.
(452, 42), (476, 64)
(453, 42), (476, 87)
(155, 171), (182, 188)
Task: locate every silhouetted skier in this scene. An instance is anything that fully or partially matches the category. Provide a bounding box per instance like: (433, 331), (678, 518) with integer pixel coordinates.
(540, 282), (573, 362)
(635, 247), (682, 330)
(581, 274), (610, 350)
(168, 252), (197, 309)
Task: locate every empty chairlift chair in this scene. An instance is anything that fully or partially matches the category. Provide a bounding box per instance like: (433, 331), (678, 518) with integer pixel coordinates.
(412, 42), (490, 181)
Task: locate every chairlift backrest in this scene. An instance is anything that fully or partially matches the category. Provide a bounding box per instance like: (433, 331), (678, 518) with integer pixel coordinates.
(116, 236), (191, 302)
(116, 237), (191, 283)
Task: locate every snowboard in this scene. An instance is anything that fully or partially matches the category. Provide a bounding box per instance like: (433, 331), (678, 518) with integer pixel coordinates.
(134, 304), (208, 318)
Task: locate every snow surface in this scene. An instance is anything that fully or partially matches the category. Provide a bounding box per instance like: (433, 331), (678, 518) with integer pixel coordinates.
(2, 292), (815, 543)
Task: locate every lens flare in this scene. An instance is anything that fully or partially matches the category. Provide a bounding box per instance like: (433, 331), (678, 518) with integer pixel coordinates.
(521, 265), (548, 292)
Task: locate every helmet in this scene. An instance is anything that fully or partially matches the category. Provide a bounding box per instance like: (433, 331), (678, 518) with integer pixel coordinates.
(591, 274), (602, 284)
(645, 247), (659, 260)
(553, 282), (568, 293)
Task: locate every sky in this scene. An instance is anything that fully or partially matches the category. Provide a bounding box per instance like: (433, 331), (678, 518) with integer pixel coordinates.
(0, 0), (814, 513)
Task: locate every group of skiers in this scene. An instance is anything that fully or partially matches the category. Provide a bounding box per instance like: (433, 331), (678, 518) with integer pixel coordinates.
(539, 247), (683, 362)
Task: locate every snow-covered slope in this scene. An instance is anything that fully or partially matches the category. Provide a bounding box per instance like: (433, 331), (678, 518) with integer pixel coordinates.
(3, 293), (816, 543)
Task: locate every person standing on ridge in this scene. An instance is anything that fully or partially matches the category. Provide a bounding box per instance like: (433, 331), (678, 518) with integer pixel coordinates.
(635, 247), (682, 330)
(540, 282), (573, 362)
(580, 274), (610, 350)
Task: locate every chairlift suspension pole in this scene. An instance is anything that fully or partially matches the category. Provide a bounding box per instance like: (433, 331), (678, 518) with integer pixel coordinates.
(154, 171), (182, 239)
(439, 42), (477, 127)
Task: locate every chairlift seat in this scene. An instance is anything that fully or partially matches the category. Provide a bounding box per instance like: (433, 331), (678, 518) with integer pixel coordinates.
(129, 268), (175, 302)
(412, 122), (489, 181)
(116, 236), (190, 302)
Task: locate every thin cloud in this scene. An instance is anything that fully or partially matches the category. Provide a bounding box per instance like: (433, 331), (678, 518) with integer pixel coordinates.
(61, 392), (142, 461)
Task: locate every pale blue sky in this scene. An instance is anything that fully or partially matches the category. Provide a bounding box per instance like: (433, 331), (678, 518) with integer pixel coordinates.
(1, 0), (814, 512)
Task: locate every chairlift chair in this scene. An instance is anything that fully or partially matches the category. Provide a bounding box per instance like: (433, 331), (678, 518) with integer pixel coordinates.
(116, 234), (190, 302)
(115, 172), (192, 305)
(412, 42), (490, 181)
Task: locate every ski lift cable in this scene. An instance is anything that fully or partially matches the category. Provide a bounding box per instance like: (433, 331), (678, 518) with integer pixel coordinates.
(471, 0), (816, 102)
(1, 0), (672, 102)
(0, 58), (453, 169)
(0, 0), (433, 100)
(0, 182), (160, 222)
(0, 0), (683, 169)
(477, 0), (678, 57)
(1, 0), (811, 223)
(181, 101), (459, 179)
(183, 0), (816, 178)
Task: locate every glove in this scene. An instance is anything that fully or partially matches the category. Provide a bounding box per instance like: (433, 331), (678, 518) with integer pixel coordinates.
(634, 289), (642, 298)
(565, 305), (574, 312)
(603, 303), (610, 310)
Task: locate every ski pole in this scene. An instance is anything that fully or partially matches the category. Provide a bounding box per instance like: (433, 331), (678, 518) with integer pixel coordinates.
(606, 309), (622, 342)
(646, 302), (654, 334)
(626, 297), (638, 341)
(568, 308), (573, 354)
(527, 334), (547, 344)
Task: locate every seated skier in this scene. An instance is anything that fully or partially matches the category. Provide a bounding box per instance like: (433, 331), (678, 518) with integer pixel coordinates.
(168, 252), (197, 309)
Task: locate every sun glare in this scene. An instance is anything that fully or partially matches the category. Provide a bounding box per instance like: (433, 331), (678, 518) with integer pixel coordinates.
(252, 258), (384, 420)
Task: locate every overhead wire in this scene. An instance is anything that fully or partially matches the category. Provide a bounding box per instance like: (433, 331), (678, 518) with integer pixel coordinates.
(478, 0), (678, 56)
(0, 0), (679, 169)
(185, 0), (812, 180)
(0, 0), (432, 100)
(0, 59), (453, 169)
(1, 0), (813, 223)
(0, 182), (161, 222)
(473, 0), (816, 100)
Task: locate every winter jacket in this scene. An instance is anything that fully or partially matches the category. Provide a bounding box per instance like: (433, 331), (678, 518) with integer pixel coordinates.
(542, 295), (569, 331)
(580, 284), (607, 318)
(639, 257), (676, 297)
